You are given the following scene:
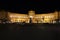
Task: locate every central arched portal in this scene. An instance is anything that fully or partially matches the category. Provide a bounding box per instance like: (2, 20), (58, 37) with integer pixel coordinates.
(28, 10), (35, 23)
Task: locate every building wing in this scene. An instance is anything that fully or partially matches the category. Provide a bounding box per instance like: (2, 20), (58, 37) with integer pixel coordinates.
(35, 11), (58, 23)
(8, 12), (30, 23)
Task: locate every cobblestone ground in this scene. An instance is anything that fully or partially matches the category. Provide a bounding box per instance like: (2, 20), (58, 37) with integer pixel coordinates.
(0, 23), (59, 40)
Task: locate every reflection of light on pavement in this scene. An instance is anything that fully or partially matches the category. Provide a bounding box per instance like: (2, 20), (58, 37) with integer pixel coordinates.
(40, 27), (45, 29)
(37, 25), (45, 30)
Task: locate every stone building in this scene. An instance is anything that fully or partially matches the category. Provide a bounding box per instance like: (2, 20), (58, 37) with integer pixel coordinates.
(8, 10), (58, 23)
(0, 10), (59, 23)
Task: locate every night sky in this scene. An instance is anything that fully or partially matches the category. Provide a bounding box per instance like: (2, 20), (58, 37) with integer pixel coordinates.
(0, 0), (60, 14)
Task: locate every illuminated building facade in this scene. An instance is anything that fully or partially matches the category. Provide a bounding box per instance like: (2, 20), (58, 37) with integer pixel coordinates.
(8, 10), (58, 23)
(0, 10), (59, 23)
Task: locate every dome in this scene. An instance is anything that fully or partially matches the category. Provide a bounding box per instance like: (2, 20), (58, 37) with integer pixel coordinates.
(28, 10), (35, 16)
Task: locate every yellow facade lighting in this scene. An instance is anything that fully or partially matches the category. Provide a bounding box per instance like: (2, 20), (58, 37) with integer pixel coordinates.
(8, 10), (58, 23)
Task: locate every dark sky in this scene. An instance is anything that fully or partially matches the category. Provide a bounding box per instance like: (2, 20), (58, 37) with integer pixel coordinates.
(0, 0), (60, 14)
